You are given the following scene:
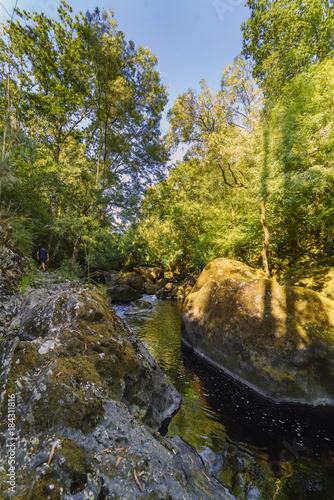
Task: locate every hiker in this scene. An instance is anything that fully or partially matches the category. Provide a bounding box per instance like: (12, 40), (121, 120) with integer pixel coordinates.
(37, 246), (49, 272)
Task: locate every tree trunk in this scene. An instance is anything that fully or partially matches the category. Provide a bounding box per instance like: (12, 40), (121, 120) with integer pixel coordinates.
(73, 228), (82, 262)
(50, 237), (61, 262)
(47, 144), (60, 252)
(260, 201), (270, 276)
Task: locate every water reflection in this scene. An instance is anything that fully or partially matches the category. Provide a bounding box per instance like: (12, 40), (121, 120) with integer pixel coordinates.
(115, 299), (334, 500)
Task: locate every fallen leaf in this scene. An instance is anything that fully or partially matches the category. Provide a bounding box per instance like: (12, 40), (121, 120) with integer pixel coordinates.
(188, 454), (193, 463)
(202, 470), (211, 482)
(56, 372), (63, 378)
(115, 456), (122, 467)
(134, 469), (145, 492)
(47, 444), (55, 466)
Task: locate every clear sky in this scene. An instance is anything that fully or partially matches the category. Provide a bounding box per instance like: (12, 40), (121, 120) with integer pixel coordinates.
(1, 0), (250, 133)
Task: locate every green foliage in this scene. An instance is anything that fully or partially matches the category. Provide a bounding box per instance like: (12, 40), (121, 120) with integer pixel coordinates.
(0, 1), (168, 265)
(9, 217), (47, 255)
(20, 258), (40, 294)
(242, 0), (334, 97)
(56, 258), (82, 281)
(265, 59), (334, 264)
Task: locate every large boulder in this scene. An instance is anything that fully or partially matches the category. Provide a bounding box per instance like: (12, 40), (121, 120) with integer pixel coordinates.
(107, 271), (143, 303)
(182, 258), (334, 406)
(134, 266), (164, 283)
(0, 282), (233, 499)
(144, 282), (162, 295)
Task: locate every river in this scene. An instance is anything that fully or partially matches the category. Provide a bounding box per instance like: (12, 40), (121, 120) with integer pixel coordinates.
(115, 296), (334, 500)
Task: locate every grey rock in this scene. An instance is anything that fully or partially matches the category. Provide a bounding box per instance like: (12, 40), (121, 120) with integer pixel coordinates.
(0, 280), (234, 499)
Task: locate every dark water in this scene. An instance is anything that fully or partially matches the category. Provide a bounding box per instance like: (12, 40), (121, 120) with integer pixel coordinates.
(115, 297), (334, 500)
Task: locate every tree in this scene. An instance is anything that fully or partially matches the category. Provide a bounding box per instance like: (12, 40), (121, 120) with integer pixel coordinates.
(166, 57), (270, 272)
(242, 0), (334, 97)
(264, 59), (334, 263)
(1, 2), (168, 263)
(8, 1), (93, 253)
(167, 57), (262, 190)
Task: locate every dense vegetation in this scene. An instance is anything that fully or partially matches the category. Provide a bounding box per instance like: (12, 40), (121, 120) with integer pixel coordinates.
(1, 0), (333, 275)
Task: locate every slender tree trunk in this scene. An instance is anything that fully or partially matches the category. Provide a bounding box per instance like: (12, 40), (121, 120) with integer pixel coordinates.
(72, 228), (82, 262)
(48, 144), (60, 252)
(260, 201), (270, 276)
(50, 237), (61, 262)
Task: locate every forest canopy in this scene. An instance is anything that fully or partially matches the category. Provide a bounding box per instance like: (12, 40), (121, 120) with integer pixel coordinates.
(1, 0), (333, 275)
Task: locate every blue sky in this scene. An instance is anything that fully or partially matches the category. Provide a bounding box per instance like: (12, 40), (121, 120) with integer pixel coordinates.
(1, 0), (250, 133)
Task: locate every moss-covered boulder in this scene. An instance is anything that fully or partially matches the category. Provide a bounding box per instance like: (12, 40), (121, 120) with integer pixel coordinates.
(143, 282), (162, 295)
(9, 283), (180, 428)
(0, 281), (233, 499)
(134, 266), (164, 283)
(107, 272), (143, 303)
(182, 258), (334, 406)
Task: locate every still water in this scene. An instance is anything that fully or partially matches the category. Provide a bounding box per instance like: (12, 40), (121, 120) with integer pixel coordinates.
(115, 297), (334, 500)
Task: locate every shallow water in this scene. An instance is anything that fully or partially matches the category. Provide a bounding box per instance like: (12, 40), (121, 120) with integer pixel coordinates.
(115, 297), (334, 500)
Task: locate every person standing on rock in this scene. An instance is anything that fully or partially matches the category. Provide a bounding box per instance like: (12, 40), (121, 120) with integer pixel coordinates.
(37, 246), (49, 272)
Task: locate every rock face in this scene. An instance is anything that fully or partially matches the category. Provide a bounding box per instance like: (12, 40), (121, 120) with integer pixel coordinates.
(0, 219), (25, 296)
(134, 266), (164, 283)
(182, 258), (334, 406)
(107, 272), (143, 303)
(0, 280), (233, 499)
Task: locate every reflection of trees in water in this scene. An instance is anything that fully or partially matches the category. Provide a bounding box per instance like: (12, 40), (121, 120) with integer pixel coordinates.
(120, 300), (334, 500)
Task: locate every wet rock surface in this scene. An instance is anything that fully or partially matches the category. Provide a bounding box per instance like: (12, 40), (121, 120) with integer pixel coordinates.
(0, 274), (233, 499)
(182, 258), (334, 407)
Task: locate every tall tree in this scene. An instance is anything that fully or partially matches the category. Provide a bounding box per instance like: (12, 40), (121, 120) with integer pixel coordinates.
(167, 57), (262, 189)
(166, 58), (271, 273)
(9, 1), (93, 252)
(1, 2), (168, 262)
(242, 0), (334, 97)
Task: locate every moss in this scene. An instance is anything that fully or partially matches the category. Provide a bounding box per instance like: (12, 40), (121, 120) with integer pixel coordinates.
(28, 378), (104, 433)
(5, 342), (40, 395)
(25, 475), (63, 500)
(56, 437), (93, 477)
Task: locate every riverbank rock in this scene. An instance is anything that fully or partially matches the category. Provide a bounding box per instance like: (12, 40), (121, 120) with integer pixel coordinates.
(156, 281), (195, 301)
(131, 299), (153, 310)
(143, 282), (161, 295)
(133, 266), (164, 283)
(182, 258), (334, 406)
(107, 271), (143, 303)
(0, 280), (233, 499)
